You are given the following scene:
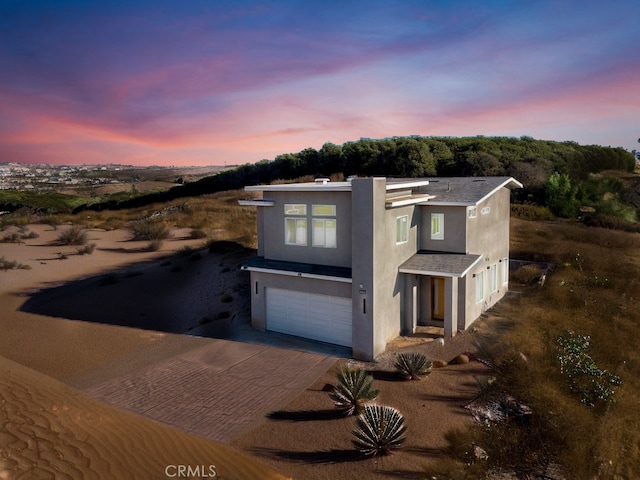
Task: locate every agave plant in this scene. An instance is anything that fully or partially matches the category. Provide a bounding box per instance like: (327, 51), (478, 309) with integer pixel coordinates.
(352, 405), (407, 456)
(394, 352), (433, 380)
(329, 368), (379, 415)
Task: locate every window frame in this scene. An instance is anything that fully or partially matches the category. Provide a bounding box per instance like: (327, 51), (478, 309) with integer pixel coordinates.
(467, 206), (477, 218)
(312, 204), (336, 216)
(284, 217), (307, 246)
(312, 218), (337, 248)
(489, 264), (498, 293)
(431, 213), (444, 240)
(284, 203), (307, 215)
(475, 271), (484, 303)
(396, 215), (409, 244)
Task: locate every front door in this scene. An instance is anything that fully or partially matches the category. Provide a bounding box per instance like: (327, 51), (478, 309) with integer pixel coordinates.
(431, 277), (445, 320)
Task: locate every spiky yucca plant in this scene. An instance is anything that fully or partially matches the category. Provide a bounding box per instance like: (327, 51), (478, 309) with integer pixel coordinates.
(394, 352), (433, 380)
(352, 405), (407, 456)
(329, 368), (379, 415)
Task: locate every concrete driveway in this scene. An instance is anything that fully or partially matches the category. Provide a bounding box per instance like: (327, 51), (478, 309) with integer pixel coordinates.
(84, 338), (338, 443)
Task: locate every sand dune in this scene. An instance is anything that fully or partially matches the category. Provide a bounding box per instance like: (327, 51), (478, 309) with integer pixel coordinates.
(0, 355), (288, 479)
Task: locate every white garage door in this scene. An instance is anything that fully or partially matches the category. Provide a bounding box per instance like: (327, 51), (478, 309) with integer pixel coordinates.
(266, 288), (352, 347)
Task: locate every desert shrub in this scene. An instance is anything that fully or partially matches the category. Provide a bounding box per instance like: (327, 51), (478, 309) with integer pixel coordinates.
(128, 219), (170, 241)
(512, 264), (544, 285)
(0, 257), (31, 270)
(329, 369), (379, 415)
(510, 203), (554, 221)
(352, 405), (407, 456)
(146, 239), (163, 252)
(57, 225), (88, 245)
(0, 232), (21, 243)
(178, 246), (194, 256)
(190, 228), (207, 239)
(394, 352), (432, 380)
(76, 242), (96, 255)
(21, 230), (39, 239)
(556, 330), (623, 407)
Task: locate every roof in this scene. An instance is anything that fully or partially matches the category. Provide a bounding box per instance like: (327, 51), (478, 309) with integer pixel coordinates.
(242, 176), (521, 206)
(399, 252), (483, 277)
(242, 256), (352, 282)
(417, 176), (522, 206)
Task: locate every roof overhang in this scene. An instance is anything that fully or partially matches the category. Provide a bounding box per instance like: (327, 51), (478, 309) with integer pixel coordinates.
(238, 199), (275, 207)
(399, 252), (483, 278)
(241, 257), (353, 283)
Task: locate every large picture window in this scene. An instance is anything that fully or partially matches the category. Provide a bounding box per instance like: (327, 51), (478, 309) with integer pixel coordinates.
(396, 215), (408, 244)
(431, 213), (444, 240)
(285, 218), (307, 245)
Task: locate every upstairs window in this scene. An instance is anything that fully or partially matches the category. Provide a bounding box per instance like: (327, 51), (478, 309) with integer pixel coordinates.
(311, 204), (337, 248)
(431, 213), (444, 240)
(313, 219), (337, 248)
(284, 203), (307, 246)
(285, 204), (306, 215)
(285, 218), (307, 245)
(396, 215), (408, 244)
(312, 204), (336, 216)
(481, 206), (491, 215)
(468, 206), (477, 218)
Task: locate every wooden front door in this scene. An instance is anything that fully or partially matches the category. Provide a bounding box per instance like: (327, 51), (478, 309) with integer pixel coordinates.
(431, 277), (445, 320)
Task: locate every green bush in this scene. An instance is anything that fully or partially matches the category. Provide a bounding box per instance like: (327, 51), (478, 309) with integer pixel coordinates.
(394, 352), (432, 380)
(510, 203), (554, 221)
(352, 405), (407, 456)
(329, 369), (379, 415)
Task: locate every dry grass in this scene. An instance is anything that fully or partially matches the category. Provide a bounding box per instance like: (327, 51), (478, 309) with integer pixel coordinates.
(425, 218), (640, 479)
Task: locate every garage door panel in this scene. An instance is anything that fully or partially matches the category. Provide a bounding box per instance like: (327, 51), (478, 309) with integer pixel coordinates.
(266, 288), (352, 347)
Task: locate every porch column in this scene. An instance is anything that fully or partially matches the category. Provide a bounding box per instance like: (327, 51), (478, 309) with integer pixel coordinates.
(444, 276), (458, 338)
(402, 274), (418, 335)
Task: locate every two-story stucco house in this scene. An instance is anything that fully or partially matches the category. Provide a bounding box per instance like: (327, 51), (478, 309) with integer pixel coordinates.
(239, 176), (522, 360)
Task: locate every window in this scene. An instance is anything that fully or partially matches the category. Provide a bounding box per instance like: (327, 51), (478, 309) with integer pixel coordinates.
(285, 218), (307, 245)
(313, 219), (337, 248)
(489, 264), (498, 293)
(284, 204), (306, 215)
(396, 215), (408, 244)
(481, 206), (490, 215)
(312, 204), (336, 216)
(476, 271), (484, 303)
(502, 257), (509, 284)
(468, 206), (477, 218)
(431, 213), (444, 240)
(284, 203), (307, 246)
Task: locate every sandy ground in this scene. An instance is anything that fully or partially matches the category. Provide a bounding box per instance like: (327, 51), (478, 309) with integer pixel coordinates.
(0, 224), (288, 479)
(0, 223), (490, 479)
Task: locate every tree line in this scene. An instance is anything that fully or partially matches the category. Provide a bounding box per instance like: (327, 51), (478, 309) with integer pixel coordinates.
(76, 136), (635, 213)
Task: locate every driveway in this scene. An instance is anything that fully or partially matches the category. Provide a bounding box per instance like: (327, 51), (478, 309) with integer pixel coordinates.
(84, 338), (338, 443)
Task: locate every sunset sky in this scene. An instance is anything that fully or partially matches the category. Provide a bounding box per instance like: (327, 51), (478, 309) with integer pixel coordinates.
(1, 1), (638, 166)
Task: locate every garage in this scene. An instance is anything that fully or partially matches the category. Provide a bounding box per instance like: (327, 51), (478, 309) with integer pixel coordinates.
(266, 288), (352, 347)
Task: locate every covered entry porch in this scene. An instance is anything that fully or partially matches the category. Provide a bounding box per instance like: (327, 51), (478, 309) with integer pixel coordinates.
(399, 252), (482, 338)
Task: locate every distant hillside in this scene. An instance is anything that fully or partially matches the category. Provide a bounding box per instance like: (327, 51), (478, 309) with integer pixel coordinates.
(76, 135), (635, 213)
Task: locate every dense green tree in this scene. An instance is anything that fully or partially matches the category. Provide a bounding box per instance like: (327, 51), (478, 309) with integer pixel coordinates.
(545, 172), (579, 217)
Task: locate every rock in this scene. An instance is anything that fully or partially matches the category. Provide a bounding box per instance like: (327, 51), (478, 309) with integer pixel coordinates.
(432, 359), (448, 368)
(451, 354), (470, 365)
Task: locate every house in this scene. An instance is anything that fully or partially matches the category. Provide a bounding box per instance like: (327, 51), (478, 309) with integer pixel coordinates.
(239, 176), (522, 360)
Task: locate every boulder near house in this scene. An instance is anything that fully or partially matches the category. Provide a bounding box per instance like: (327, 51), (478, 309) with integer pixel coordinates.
(239, 176), (522, 361)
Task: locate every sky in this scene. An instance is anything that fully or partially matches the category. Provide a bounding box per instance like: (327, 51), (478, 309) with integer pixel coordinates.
(1, 1), (639, 166)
